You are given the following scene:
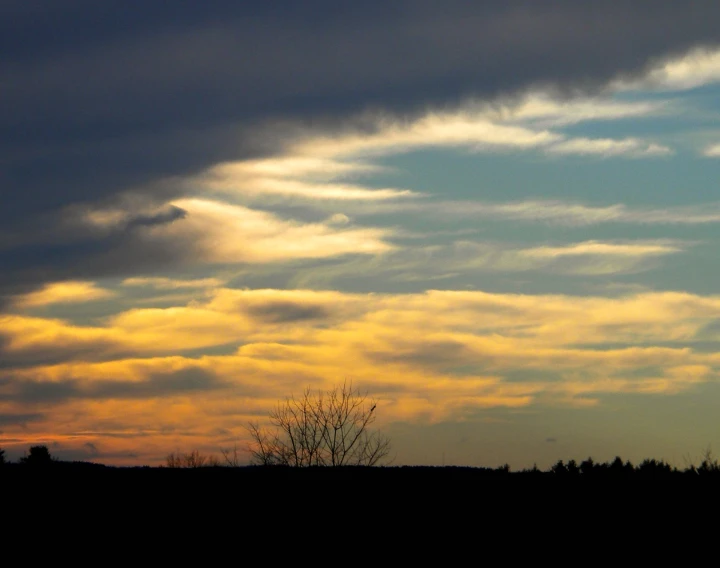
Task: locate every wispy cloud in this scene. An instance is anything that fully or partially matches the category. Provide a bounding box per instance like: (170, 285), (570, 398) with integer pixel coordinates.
(703, 143), (720, 157)
(349, 199), (720, 227)
(290, 239), (688, 287)
(188, 157), (414, 201)
(121, 277), (226, 290)
(520, 240), (683, 259)
(157, 90), (673, 226)
(296, 114), (562, 159)
(545, 137), (673, 158)
(494, 94), (665, 127)
(516, 240), (685, 275)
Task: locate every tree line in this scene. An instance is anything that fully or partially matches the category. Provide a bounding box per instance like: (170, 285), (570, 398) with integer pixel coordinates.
(3, 444), (720, 478)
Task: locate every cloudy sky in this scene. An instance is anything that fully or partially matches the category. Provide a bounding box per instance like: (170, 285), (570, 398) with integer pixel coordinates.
(3, 1), (720, 467)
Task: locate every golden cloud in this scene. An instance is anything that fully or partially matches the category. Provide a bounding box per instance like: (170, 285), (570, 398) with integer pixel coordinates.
(4, 286), (720, 465)
(13, 281), (116, 308)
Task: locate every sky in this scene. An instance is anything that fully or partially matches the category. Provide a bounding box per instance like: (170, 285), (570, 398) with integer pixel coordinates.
(3, 1), (720, 468)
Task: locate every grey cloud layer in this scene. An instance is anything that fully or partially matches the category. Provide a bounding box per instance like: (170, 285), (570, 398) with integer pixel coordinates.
(0, 367), (223, 405)
(5, 1), (720, 204)
(3, 1), (720, 301)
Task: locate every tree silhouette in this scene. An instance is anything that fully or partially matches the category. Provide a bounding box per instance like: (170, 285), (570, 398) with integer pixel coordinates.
(637, 458), (672, 477)
(20, 445), (54, 466)
(247, 381), (391, 467)
(608, 456), (633, 476)
(0, 447), (6, 466)
(566, 459), (580, 475)
(551, 460), (568, 475)
(579, 457), (595, 476)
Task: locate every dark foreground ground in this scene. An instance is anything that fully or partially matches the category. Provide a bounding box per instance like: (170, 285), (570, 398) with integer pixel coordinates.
(4, 462), (717, 544)
(4, 458), (720, 477)
(4, 459), (720, 487)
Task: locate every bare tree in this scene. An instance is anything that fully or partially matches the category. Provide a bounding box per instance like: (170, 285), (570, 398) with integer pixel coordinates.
(20, 445), (55, 466)
(247, 381), (391, 467)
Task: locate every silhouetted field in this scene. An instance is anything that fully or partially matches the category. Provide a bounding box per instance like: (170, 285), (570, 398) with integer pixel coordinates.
(5, 453), (716, 526)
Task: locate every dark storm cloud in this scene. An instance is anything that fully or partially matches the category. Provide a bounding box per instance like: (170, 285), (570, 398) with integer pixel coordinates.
(0, 334), (123, 370)
(0, 366), (224, 405)
(246, 301), (332, 323)
(3, 0), (720, 300)
(0, 203), (189, 306)
(0, 412), (45, 427)
(367, 339), (480, 373)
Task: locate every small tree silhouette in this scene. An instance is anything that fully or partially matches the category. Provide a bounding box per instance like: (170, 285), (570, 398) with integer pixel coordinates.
(579, 457), (595, 475)
(637, 458), (672, 476)
(0, 447), (6, 466)
(20, 445), (55, 466)
(608, 456), (634, 476)
(566, 459), (580, 475)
